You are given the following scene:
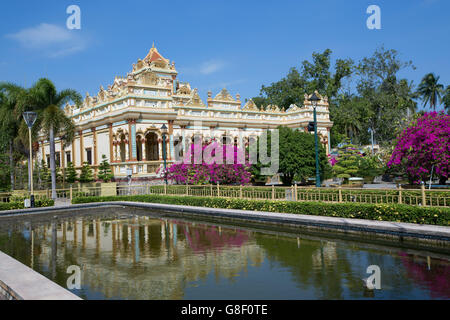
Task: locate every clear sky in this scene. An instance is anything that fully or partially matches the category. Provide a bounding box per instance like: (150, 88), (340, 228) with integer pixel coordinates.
(0, 0), (448, 110)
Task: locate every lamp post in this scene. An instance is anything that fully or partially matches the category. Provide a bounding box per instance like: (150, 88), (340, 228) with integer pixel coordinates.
(23, 111), (38, 208)
(308, 93), (321, 188)
(161, 124), (168, 185)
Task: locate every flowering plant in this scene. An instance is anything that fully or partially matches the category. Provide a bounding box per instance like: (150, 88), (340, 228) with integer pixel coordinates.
(388, 112), (450, 184)
(166, 140), (251, 185)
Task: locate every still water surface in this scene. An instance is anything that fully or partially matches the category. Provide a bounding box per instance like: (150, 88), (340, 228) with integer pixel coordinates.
(0, 208), (449, 300)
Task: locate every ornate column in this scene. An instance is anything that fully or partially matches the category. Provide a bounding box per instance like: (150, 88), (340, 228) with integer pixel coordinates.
(168, 120), (174, 161)
(158, 137), (163, 161)
(71, 139), (75, 166)
(41, 141), (45, 165)
(327, 127), (331, 156)
(180, 125), (186, 156)
(79, 131), (84, 164)
(92, 128), (98, 177)
(128, 119), (137, 161)
(60, 140), (66, 183)
(141, 138), (146, 161)
(125, 142), (129, 161)
(109, 123), (114, 162)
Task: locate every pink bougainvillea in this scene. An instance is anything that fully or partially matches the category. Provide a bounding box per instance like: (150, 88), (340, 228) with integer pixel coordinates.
(388, 112), (450, 184)
(166, 140), (251, 185)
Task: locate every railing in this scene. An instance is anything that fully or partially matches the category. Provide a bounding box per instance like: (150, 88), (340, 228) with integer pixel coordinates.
(2, 184), (449, 208)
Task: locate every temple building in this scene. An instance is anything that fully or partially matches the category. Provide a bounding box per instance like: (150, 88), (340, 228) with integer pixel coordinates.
(36, 46), (333, 180)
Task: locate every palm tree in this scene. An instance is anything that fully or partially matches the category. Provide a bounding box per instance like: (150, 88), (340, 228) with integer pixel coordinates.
(442, 85), (450, 114)
(18, 79), (81, 200)
(417, 73), (444, 110)
(0, 83), (28, 190)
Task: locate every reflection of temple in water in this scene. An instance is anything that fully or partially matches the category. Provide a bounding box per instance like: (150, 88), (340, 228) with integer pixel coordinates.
(31, 215), (265, 300)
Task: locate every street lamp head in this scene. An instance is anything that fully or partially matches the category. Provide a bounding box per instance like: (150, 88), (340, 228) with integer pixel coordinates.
(161, 124), (168, 135)
(23, 111), (37, 128)
(308, 92), (321, 104)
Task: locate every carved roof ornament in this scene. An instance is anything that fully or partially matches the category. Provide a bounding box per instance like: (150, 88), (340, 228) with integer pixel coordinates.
(304, 91), (329, 107)
(140, 71), (159, 86)
(243, 99), (259, 111)
(98, 86), (106, 102)
(214, 88), (236, 102)
(186, 89), (206, 107)
(178, 85), (191, 95)
(266, 104), (280, 113)
(144, 44), (170, 67)
(286, 104), (299, 112)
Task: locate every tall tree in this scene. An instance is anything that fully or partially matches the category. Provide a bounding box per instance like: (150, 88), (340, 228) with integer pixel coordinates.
(254, 49), (353, 110)
(355, 47), (417, 146)
(417, 73), (444, 110)
(17, 79), (81, 200)
(251, 126), (330, 186)
(442, 85), (450, 114)
(0, 83), (28, 190)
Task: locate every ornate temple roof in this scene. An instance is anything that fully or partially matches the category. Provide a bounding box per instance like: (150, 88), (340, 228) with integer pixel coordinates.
(213, 88), (237, 102)
(144, 43), (169, 64)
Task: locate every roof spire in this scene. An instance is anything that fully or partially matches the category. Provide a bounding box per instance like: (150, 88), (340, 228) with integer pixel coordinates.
(152, 41), (155, 49)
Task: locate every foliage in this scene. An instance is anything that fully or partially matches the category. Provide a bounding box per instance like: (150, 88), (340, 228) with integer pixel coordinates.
(331, 140), (362, 179)
(417, 73), (444, 110)
(79, 162), (94, 183)
(254, 49), (353, 110)
(98, 155), (113, 182)
(357, 150), (386, 179)
(443, 85), (450, 114)
(353, 47), (417, 146)
(14, 78), (82, 198)
(72, 194), (450, 226)
(0, 197), (54, 211)
(65, 161), (78, 183)
(0, 153), (11, 192)
(39, 159), (51, 188)
(251, 126), (330, 185)
(388, 112), (450, 184)
(167, 140), (251, 185)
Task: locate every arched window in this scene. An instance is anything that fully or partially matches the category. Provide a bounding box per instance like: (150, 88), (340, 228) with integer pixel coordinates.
(145, 132), (159, 161)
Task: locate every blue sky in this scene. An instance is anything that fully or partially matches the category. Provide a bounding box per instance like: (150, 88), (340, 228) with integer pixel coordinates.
(0, 0), (449, 110)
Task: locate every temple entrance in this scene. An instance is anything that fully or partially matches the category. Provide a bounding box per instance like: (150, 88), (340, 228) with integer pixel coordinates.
(145, 132), (159, 161)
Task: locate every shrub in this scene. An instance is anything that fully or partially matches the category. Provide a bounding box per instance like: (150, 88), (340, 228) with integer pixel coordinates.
(0, 197), (55, 211)
(98, 155), (113, 182)
(79, 162), (94, 183)
(72, 194), (450, 226)
(388, 112), (450, 184)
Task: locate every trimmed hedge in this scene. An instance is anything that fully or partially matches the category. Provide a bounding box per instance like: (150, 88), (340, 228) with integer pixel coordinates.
(72, 194), (450, 226)
(0, 198), (55, 211)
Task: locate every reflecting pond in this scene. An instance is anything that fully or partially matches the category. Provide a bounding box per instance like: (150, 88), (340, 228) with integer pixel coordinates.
(0, 207), (449, 300)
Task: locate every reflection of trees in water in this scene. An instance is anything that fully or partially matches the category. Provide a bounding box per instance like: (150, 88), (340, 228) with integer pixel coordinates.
(180, 222), (249, 253)
(254, 234), (448, 299)
(254, 234), (357, 299)
(2, 216), (448, 300)
(0, 216), (264, 300)
(399, 252), (450, 299)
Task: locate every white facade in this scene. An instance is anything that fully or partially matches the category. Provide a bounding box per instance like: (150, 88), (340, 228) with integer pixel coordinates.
(37, 46), (333, 179)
